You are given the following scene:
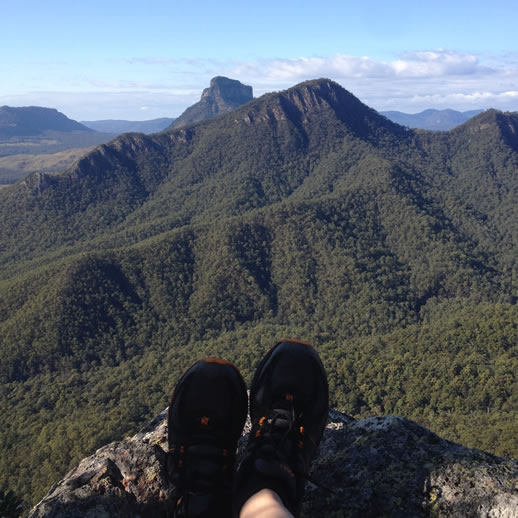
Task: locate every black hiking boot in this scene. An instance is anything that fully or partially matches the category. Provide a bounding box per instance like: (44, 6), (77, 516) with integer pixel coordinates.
(233, 340), (329, 517)
(167, 358), (248, 517)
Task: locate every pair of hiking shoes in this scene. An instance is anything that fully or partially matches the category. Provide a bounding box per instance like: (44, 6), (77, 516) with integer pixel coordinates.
(167, 340), (329, 517)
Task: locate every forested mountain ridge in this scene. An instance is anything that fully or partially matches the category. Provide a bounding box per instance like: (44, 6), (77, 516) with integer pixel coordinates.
(0, 79), (401, 268)
(0, 78), (410, 268)
(1, 78), (517, 508)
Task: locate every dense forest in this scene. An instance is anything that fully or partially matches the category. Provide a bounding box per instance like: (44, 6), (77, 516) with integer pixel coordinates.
(0, 79), (517, 509)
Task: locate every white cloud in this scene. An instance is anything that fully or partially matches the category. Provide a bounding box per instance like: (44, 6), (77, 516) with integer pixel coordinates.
(258, 55), (393, 81)
(392, 50), (491, 77)
(403, 90), (518, 108)
(240, 50), (494, 84)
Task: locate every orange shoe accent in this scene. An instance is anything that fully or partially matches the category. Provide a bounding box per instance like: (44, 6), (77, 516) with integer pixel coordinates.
(299, 426), (305, 435)
(259, 416), (267, 426)
(202, 357), (241, 369)
(279, 463), (295, 479)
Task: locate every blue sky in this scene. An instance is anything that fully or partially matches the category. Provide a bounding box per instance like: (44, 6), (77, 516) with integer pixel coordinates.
(1, 0), (518, 120)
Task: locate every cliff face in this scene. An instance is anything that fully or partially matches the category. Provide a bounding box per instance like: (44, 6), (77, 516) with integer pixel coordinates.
(28, 410), (518, 518)
(171, 76), (253, 128)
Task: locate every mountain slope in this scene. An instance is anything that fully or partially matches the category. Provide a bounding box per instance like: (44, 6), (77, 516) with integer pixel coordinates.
(0, 147), (94, 185)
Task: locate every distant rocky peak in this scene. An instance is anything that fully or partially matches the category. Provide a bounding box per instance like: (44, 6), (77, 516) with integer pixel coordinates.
(201, 76), (253, 106)
(171, 77), (253, 129)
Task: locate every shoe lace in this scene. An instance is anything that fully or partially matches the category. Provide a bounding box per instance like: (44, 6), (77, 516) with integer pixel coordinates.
(251, 399), (334, 495)
(251, 397), (307, 475)
(169, 439), (233, 517)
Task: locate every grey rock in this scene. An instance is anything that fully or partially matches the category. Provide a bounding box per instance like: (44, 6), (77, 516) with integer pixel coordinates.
(29, 411), (518, 517)
(171, 77), (253, 129)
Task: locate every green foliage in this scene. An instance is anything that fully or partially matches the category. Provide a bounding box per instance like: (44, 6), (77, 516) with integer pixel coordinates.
(0, 486), (23, 518)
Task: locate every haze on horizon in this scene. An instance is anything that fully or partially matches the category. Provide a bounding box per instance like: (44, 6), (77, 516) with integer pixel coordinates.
(1, 0), (517, 121)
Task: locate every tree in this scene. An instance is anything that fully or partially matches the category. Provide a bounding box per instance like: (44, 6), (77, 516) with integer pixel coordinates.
(0, 487), (23, 518)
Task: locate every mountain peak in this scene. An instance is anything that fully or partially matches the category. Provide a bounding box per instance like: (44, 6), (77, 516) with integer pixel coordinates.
(202, 76), (253, 104)
(282, 78), (355, 112)
(242, 78), (408, 141)
(171, 76), (253, 128)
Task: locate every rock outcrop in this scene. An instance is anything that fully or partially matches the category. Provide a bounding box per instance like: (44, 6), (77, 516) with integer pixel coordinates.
(29, 409), (518, 517)
(171, 76), (253, 128)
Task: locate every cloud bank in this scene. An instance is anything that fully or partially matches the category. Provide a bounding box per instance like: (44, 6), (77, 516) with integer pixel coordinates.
(236, 50), (494, 82)
(235, 50), (518, 113)
(2, 50), (517, 120)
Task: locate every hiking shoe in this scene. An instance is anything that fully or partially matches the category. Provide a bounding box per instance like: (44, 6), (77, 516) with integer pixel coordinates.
(167, 358), (248, 517)
(233, 340), (329, 517)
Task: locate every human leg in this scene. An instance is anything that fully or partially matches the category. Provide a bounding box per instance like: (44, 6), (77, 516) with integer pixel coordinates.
(239, 488), (294, 518)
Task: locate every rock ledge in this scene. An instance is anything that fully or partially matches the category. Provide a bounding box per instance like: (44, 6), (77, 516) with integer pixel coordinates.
(29, 410), (518, 517)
